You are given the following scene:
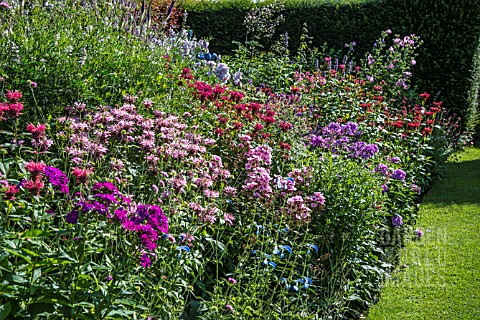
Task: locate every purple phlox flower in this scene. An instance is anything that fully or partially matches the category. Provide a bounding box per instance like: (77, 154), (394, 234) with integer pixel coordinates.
(66, 210), (79, 224)
(375, 164), (389, 175)
(226, 304), (234, 312)
(392, 214), (403, 227)
(92, 181), (118, 194)
(410, 184), (421, 194)
(106, 275), (113, 281)
(342, 122), (360, 136)
(391, 169), (406, 181)
(381, 184), (389, 194)
(114, 208), (128, 223)
(360, 143), (379, 159)
(415, 228), (424, 238)
(227, 277), (237, 284)
(45, 166), (69, 194)
(390, 156), (401, 164)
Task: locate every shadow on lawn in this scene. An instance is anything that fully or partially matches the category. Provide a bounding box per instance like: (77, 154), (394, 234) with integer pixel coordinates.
(424, 156), (480, 205)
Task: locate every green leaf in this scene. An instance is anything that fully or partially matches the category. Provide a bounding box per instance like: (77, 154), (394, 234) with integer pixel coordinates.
(22, 229), (51, 238)
(113, 299), (147, 310)
(0, 302), (11, 320)
(4, 249), (32, 264)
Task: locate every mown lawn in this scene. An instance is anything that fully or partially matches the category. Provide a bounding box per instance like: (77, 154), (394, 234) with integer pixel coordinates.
(368, 147), (480, 319)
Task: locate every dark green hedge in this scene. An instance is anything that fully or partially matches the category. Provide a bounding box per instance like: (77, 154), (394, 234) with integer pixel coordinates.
(183, 0), (480, 131)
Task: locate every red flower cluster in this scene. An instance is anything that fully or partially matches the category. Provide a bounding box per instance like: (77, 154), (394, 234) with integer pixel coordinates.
(1, 90), (24, 120)
(24, 161), (47, 195)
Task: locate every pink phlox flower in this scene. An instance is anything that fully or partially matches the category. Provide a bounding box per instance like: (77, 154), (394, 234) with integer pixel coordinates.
(224, 213), (235, 226)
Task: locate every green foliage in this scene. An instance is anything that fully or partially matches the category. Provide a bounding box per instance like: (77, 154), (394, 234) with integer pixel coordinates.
(0, 1), (471, 318)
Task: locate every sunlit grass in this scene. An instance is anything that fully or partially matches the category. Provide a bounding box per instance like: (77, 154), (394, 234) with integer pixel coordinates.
(368, 147), (480, 319)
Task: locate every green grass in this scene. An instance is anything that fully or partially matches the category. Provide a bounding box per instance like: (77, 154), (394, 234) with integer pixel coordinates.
(367, 147), (480, 320)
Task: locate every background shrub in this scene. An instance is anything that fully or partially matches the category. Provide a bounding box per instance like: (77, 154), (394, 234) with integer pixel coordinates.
(183, 0), (480, 132)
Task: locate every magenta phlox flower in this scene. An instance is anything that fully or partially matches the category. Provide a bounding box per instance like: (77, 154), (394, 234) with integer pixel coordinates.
(92, 193), (118, 205)
(140, 253), (151, 268)
(140, 228), (159, 251)
(44, 166), (69, 194)
(147, 205), (169, 234)
(114, 208), (128, 223)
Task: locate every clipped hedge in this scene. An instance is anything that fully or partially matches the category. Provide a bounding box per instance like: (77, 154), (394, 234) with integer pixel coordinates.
(183, 0), (480, 131)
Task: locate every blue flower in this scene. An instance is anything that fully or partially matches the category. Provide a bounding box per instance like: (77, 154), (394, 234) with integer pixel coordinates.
(177, 245), (191, 259)
(280, 245), (292, 254)
(307, 244), (318, 254)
